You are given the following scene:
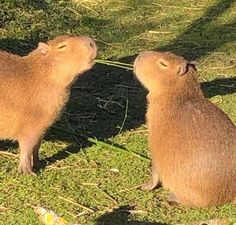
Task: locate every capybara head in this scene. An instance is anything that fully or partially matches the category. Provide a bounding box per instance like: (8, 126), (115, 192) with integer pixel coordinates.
(33, 35), (97, 85)
(133, 51), (196, 94)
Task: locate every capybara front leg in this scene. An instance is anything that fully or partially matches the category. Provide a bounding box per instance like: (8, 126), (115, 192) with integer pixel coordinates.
(18, 136), (40, 175)
(32, 139), (42, 170)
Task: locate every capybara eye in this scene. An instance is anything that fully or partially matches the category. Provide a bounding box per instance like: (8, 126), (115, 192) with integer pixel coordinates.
(58, 44), (67, 49)
(157, 59), (168, 67)
(159, 61), (167, 67)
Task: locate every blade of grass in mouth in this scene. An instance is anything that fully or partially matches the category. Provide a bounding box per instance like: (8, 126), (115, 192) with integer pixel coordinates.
(94, 59), (133, 70)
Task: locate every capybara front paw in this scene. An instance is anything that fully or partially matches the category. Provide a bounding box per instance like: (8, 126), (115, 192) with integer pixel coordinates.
(18, 164), (35, 175)
(141, 180), (157, 191)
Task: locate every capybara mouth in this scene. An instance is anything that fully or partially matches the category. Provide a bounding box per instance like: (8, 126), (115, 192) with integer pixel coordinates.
(87, 60), (95, 70)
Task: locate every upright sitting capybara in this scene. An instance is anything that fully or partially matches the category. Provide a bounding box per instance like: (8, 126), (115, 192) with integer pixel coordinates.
(133, 50), (236, 207)
(0, 35), (97, 174)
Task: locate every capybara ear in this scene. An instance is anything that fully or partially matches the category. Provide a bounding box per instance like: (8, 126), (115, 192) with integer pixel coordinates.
(157, 58), (169, 68)
(189, 61), (198, 70)
(190, 61), (197, 66)
(37, 42), (49, 55)
(178, 62), (188, 76)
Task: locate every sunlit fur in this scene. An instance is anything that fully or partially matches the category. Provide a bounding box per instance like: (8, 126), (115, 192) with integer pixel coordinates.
(134, 50), (236, 207)
(0, 35), (97, 174)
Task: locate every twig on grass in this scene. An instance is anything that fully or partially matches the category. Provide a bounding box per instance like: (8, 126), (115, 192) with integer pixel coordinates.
(148, 30), (172, 34)
(73, 211), (88, 218)
(0, 151), (18, 159)
(117, 209), (147, 215)
(117, 96), (129, 135)
(81, 182), (118, 205)
(87, 137), (150, 162)
(81, 182), (99, 186)
(119, 185), (141, 193)
(46, 164), (92, 171)
(77, 3), (99, 15)
(96, 206), (147, 216)
(58, 195), (95, 213)
(154, 3), (204, 10)
(203, 65), (236, 70)
(97, 188), (119, 205)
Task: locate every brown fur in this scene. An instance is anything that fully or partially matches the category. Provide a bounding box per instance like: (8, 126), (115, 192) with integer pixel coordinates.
(133, 51), (236, 208)
(0, 35), (97, 174)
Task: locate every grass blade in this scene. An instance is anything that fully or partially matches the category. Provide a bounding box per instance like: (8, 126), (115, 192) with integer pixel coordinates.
(53, 126), (150, 162)
(94, 59), (133, 70)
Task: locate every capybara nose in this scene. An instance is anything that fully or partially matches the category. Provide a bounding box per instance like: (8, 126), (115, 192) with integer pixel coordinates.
(79, 36), (97, 60)
(89, 40), (97, 60)
(84, 37), (97, 50)
(135, 51), (151, 63)
(134, 51), (150, 68)
(78, 36), (97, 50)
(137, 51), (155, 60)
(89, 41), (95, 48)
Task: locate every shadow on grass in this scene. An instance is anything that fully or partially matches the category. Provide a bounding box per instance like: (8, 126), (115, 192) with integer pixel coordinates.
(0, 0), (235, 166)
(158, 0), (236, 60)
(201, 77), (236, 98)
(42, 62), (146, 165)
(0, 140), (17, 151)
(43, 61), (235, 166)
(96, 206), (165, 225)
(0, 37), (39, 56)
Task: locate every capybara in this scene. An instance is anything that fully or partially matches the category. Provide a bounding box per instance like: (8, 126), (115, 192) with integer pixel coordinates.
(133, 50), (236, 207)
(0, 35), (97, 174)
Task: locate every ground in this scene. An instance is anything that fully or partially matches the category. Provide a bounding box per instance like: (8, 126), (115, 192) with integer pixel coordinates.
(0, 0), (236, 224)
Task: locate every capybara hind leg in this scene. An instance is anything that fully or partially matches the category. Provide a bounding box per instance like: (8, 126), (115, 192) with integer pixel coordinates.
(167, 192), (207, 208)
(233, 197), (236, 204)
(18, 136), (40, 175)
(141, 165), (160, 191)
(167, 192), (180, 204)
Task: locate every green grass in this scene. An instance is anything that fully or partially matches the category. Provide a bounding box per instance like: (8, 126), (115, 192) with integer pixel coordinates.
(0, 0), (236, 224)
